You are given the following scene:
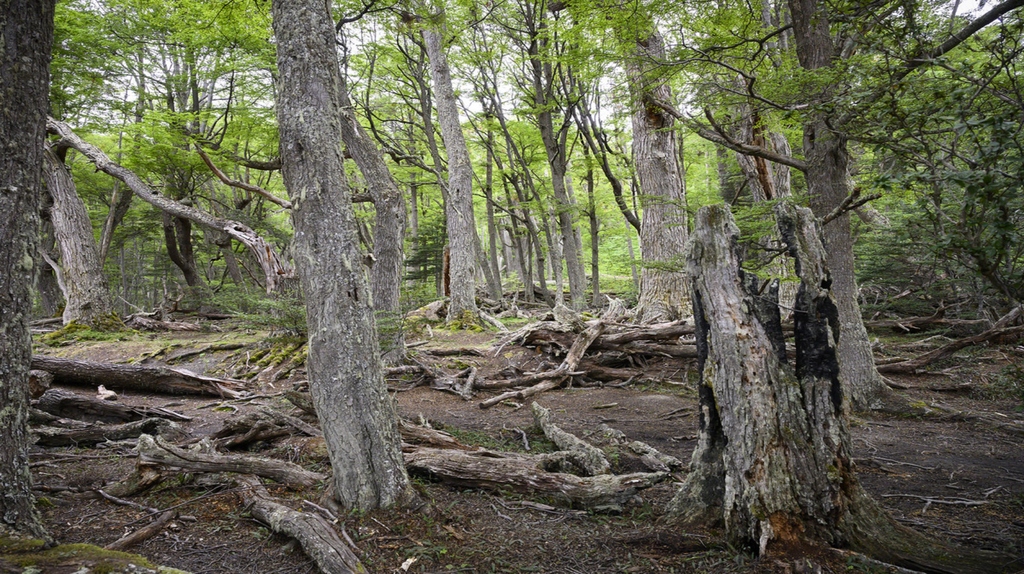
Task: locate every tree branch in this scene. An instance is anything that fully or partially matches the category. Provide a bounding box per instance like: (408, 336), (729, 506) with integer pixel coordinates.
(194, 144), (292, 209)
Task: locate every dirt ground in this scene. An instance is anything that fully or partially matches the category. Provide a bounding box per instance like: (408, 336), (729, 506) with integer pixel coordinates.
(23, 325), (1024, 574)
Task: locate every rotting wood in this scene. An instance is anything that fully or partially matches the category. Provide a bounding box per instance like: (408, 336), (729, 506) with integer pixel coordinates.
(235, 475), (366, 574)
(136, 434), (324, 488)
(404, 446), (667, 510)
(34, 388), (191, 423)
(29, 370), (52, 398)
(123, 314), (204, 332)
(398, 419), (476, 451)
(531, 402), (610, 476)
(33, 418), (176, 447)
(480, 322), (607, 409)
(31, 355), (247, 398)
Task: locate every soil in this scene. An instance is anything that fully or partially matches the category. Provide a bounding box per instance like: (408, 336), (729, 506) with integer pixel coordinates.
(21, 323), (1024, 574)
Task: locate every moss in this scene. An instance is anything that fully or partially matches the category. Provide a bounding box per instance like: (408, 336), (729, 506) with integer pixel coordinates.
(39, 317), (132, 346)
(445, 310), (484, 332)
(0, 539), (191, 573)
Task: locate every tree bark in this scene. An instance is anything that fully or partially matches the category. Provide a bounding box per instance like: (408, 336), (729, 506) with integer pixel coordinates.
(271, 0), (409, 510)
(421, 22), (481, 324)
(787, 0), (910, 413)
(337, 82), (407, 365)
(42, 147), (115, 325)
(630, 30), (690, 324)
(30, 355), (245, 397)
(665, 203), (1013, 572)
(0, 0), (55, 541)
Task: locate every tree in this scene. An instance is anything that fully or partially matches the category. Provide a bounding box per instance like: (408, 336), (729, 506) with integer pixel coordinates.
(42, 145), (115, 326)
(0, 0), (56, 541)
(667, 203), (1015, 572)
(419, 8), (482, 324)
(271, 0), (409, 510)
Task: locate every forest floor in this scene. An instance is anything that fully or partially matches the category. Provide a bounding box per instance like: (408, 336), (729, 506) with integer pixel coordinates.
(19, 319), (1024, 574)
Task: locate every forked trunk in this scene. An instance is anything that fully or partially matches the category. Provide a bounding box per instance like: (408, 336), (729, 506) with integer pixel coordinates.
(666, 204), (1015, 573)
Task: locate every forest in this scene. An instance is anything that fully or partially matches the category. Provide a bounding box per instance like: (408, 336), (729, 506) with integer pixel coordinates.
(1, 0), (1023, 572)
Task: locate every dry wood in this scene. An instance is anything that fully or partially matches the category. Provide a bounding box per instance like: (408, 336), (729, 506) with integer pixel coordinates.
(136, 434), (325, 488)
(480, 322), (607, 409)
(104, 462), (167, 498)
(235, 475), (365, 574)
(877, 324), (1024, 374)
(29, 370), (52, 398)
(34, 388), (191, 423)
(626, 441), (686, 473)
(31, 355), (247, 398)
(33, 418), (174, 447)
(419, 347), (485, 357)
(531, 402), (610, 476)
(124, 314), (204, 332)
(284, 389), (317, 416)
(104, 510), (176, 551)
(404, 446), (667, 509)
(398, 419), (475, 451)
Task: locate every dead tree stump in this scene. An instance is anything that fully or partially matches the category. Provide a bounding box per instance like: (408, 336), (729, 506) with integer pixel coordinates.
(665, 203), (1016, 573)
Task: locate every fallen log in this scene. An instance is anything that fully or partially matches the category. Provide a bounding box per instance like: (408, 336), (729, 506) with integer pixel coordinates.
(877, 324), (1024, 374)
(480, 322), (607, 409)
(33, 418), (175, 447)
(404, 446), (667, 510)
(31, 355), (247, 398)
(105, 510), (177, 551)
(136, 434), (325, 488)
(124, 314), (204, 332)
(34, 388), (191, 423)
(532, 402), (610, 476)
(398, 419), (475, 451)
(235, 474), (365, 574)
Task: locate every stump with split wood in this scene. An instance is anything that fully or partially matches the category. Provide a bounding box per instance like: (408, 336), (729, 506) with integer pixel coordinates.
(665, 203), (1017, 573)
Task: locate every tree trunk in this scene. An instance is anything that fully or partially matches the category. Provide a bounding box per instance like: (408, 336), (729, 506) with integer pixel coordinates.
(271, 0), (409, 510)
(337, 82), (406, 365)
(666, 203), (1013, 573)
(630, 30), (690, 324)
(42, 147), (114, 325)
(787, 0), (909, 413)
(0, 0), (55, 541)
(421, 23), (481, 324)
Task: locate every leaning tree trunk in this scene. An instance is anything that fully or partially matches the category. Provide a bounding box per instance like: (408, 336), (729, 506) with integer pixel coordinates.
(271, 0), (408, 510)
(42, 147), (114, 326)
(0, 0), (55, 541)
(421, 21), (481, 324)
(666, 203), (1014, 573)
(338, 82), (406, 365)
(629, 30), (690, 324)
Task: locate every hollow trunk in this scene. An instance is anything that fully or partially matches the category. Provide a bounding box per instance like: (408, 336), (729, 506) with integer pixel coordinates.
(271, 0), (409, 510)
(42, 147), (114, 325)
(421, 23), (480, 324)
(666, 204), (1014, 573)
(630, 30), (690, 324)
(0, 0), (55, 541)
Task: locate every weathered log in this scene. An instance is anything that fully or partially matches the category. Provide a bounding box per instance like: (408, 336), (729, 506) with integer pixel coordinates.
(398, 419), (475, 451)
(104, 510), (177, 551)
(123, 314), (204, 332)
(31, 355), (247, 397)
(284, 388), (317, 416)
(419, 347), (485, 357)
(33, 418), (174, 447)
(212, 407), (324, 449)
(235, 475), (365, 574)
(877, 324), (1024, 374)
(531, 402), (610, 476)
(480, 322), (608, 409)
(136, 434), (324, 488)
(626, 441), (685, 473)
(28, 370), (52, 398)
(404, 446), (667, 509)
(34, 388), (191, 423)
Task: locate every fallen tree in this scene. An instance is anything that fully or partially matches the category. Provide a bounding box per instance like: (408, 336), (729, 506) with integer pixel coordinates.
(47, 117), (292, 293)
(31, 355), (247, 398)
(34, 388), (191, 423)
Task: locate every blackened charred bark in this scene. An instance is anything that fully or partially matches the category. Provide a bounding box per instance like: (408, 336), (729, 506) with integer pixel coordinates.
(271, 0), (409, 510)
(0, 0), (55, 541)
